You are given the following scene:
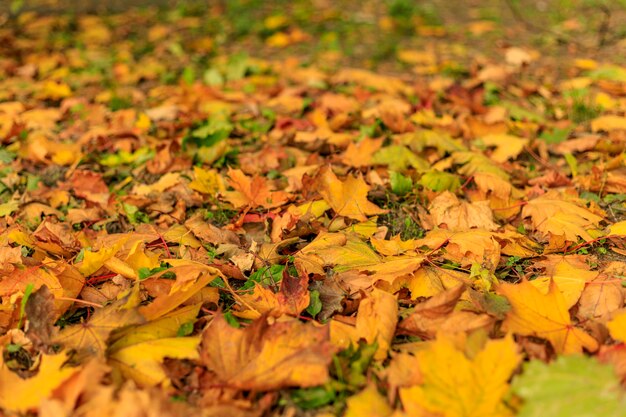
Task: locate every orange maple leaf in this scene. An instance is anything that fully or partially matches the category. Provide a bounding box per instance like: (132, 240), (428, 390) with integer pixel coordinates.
(200, 313), (334, 390)
(222, 168), (291, 209)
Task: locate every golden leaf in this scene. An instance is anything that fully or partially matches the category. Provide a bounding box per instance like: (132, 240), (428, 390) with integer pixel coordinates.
(345, 384), (393, 417)
(522, 194), (603, 242)
(0, 353), (78, 413)
(529, 258), (598, 309)
(314, 166), (387, 221)
(399, 334), (521, 417)
(497, 280), (598, 354)
(331, 288), (398, 360)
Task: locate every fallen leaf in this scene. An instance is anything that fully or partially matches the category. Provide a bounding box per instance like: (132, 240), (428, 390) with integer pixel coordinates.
(399, 333), (521, 417)
(498, 280), (598, 354)
(314, 166), (387, 221)
(511, 355), (626, 417)
(200, 313), (334, 390)
(0, 353), (78, 413)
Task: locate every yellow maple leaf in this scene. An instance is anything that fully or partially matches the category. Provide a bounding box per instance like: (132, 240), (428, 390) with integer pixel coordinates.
(399, 334), (521, 417)
(607, 310), (626, 342)
(77, 238), (127, 276)
(314, 166), (387, 221)
(371, 235), (418, 256)
(188, 166), (225, 195)
(345, 384), (393, 417)
(497, 280), (598, 354)
(0, 353), (78, 413)
(200, 313), (334, 390)
(607, 220), (626, 236)
(480, 133), (528, 163)
(109, 337), (200, 387)
(521, 194), (603, 242)
(331, 288), (398, 360)
(529, 259), (598, 309)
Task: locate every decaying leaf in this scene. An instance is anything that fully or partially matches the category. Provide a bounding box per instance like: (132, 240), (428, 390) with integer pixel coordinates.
(200, 313), (334, 390)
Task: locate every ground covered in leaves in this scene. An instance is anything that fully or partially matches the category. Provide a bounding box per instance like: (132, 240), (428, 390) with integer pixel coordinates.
(2, 1), (626, 416)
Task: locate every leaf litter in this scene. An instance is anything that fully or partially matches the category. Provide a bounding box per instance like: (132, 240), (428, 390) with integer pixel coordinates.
(1, 1), (626, 416)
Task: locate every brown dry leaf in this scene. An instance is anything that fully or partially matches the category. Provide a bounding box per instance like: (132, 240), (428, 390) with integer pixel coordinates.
(427, 191), (498, 231)
(498, 280), (598, 354)
(222, 168), (291, 209)
(400, 284), (494, 338)
(54, 292), (145, 358)
(68, 170), (110, 206)
(314, 166), (387, 221)
(200, 313), (334, 390)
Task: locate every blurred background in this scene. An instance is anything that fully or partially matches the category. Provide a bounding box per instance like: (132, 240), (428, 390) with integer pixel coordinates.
(0, 0), (624, 78)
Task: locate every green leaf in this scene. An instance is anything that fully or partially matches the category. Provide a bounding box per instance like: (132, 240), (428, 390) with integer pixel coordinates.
(176, 322), (194, 337)
(511, 355), (626, 417)
(0, 200), (19, 216)
(306, 290), (322, 318)
(290, 385), (336, 409)
(389, 171), (413, 196)
(371, 146), (429, 172)
(539, 128), (571, 144)
(418, 171), (461, 192)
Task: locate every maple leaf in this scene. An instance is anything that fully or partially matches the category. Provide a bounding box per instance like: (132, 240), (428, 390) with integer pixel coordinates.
(314, 166), (387, 221)
(511, 355), (626, 417)
(330, 288), (398, 360)
(341, 137), (383, 167)
(497, 280), (598, 354)
(238, 270), (310, 319)
(138, 262), (221, 321)
(428, 191), (498, 231)
(480, 133), (528, 163)
(529, 258), (598, 309)
(399, 284), (494, 338)
(344, 384), (393, 417)
(399, 333), (521, 417)
(0, 353), (78, 413)
(54, 292), (145, 358)
(607, 310), (626, 342)
(222, 168), (290, 209)
(109, 337), (200, 387)
(200, 313), (334, 390)
(521, 193), (603, 242)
